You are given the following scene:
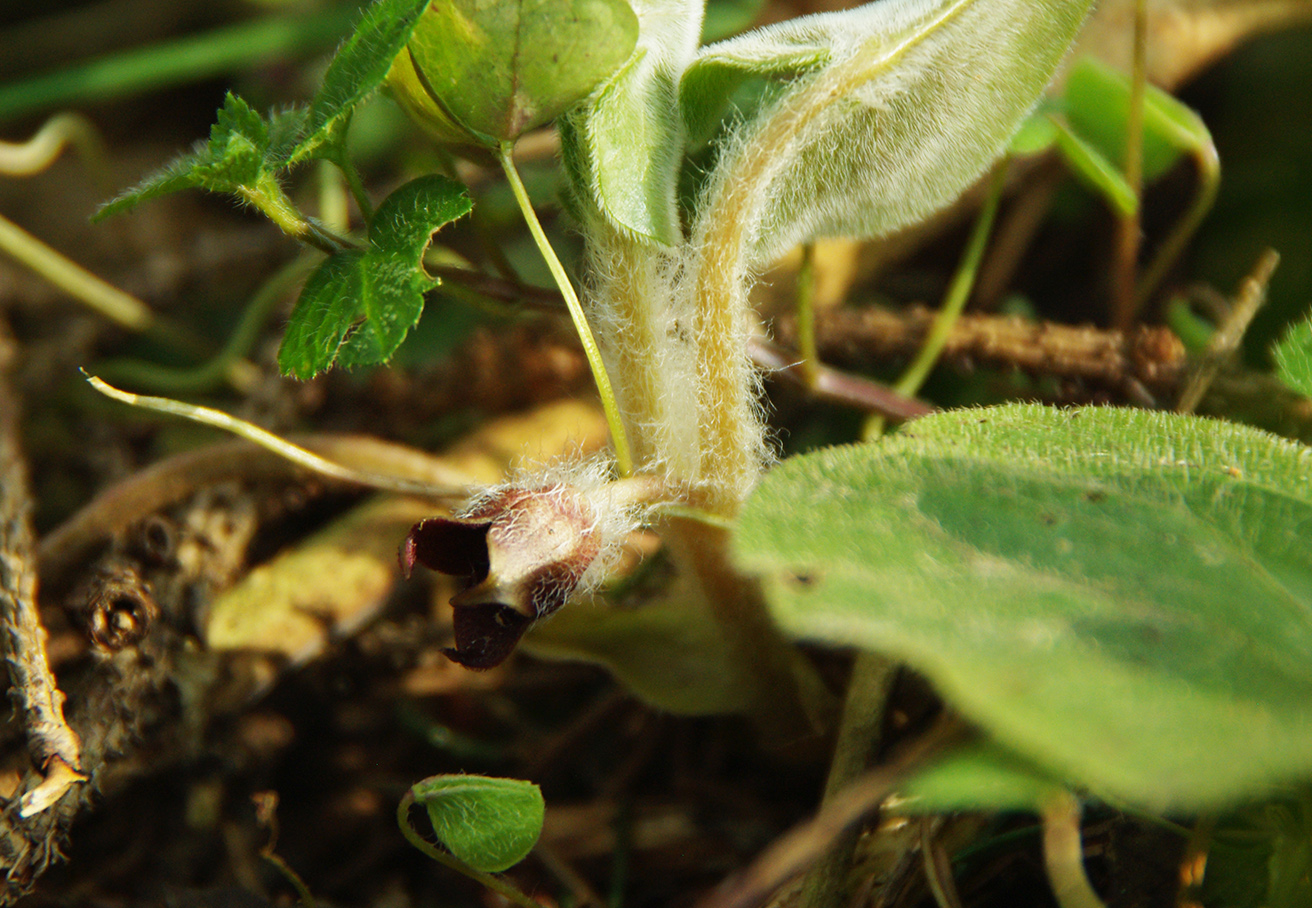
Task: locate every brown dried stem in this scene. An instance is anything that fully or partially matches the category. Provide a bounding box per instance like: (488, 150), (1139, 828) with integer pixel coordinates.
(0, 331), (84, 819)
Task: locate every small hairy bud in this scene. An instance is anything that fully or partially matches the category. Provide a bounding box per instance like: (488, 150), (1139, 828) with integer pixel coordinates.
(401, 483), (605, 669)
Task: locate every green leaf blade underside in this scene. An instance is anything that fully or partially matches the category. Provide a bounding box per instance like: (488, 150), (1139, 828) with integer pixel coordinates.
(293, 0), (432, 164)
(1274, 314), (1312, 399)
(563, 0), (704, 244)
(401, 0), (639, 145)
(412, 775), (545, 873)
(278, 175), (471, 378)
(701, 0), (1095, 265)
(734, 404), (1312, 810)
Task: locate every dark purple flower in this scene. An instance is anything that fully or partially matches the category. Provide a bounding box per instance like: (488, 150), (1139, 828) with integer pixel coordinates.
(401, 484), (601, 669)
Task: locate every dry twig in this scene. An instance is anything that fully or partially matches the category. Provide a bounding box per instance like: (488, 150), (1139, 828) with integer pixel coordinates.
(0, 328), (84, 816)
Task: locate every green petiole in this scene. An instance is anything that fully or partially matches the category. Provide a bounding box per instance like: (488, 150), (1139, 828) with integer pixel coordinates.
(496, 141), (634, 477)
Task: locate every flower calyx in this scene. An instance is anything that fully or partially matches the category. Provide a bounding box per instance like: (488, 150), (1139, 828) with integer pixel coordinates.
(401, 483), (602, 669)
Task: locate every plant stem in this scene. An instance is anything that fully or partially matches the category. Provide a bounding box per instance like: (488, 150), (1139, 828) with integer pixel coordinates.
(795, 243), (820, 388)
(798, 654), (896, 908)
(1134, 137), (1220, 312)
(894, 164), (1007, 399)
(397, 790), (548, 908)
(0, 212), (204, 355)
(1040, 792), (1107, 908)
(240, 175), (355, 256)
(663, 518), (832, 751)
(84, 374), (474, 500)
(95, 253), (315, 394)
(1111, 0), (1148, 330)
(497, 142), (633, 477)
(1176, 248), (1279, 414)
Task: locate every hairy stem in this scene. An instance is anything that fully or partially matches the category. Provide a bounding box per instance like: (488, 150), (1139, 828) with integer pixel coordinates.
(238, 174), (355, 256)
(498, 143), (633, 476)
(1041, 792), (1107, 908)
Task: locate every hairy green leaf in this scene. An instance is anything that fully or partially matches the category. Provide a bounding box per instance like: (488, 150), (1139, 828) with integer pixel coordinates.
(96, 92), (288, 218)
(735, 404), (1312, 810)
(688, 0), (1095, 266)
(393, 0), (638, 146)
(561, 0), (704, 244)
(411, 775), (544, 872)
(1274, 314), (1312, 399)
(291, 0), (432, 164)
(278, 175), (471, 378)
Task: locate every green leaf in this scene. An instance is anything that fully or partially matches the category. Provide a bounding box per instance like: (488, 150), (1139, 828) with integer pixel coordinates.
(892, 742), (1065, 814)
(1274, 313), (1312, 399)
(561, 0), (704, 244)
(1051, 115), (1138, 217)
(1009, 107), (1060, 157)
(524, 580), (755, 716)
(96, 92), (283, 218)
(277, 174), (472, 377)
(1064, 55), (1209, 185)
(686, 0), (1097, 267)
(678, 15), (830, 149)
(290, 0), (432, 164)
(411, 775), (545, 872)
(1203, 791), (1312, 908)
(735, 404), (1312, 810)
(395, 0), (639, 146)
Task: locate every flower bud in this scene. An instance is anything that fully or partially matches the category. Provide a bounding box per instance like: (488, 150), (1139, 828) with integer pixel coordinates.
(401, 483), (602, 669)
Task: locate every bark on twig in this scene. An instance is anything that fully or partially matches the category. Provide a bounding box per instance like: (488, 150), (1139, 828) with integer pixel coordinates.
(0, 332), (84, 817)
(779, 306), (1187, 396)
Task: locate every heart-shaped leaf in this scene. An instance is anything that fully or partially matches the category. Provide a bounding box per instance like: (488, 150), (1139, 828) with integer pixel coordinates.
(735, 404), (1312, 810)
(411, 774), (545, 872)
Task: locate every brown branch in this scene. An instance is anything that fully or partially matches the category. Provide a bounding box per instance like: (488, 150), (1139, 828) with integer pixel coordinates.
(780, 306), (1187, 395)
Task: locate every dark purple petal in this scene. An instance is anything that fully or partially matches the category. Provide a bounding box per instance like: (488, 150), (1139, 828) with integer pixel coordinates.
(400, 517), (491, 580)
(442, 603), (533, 669)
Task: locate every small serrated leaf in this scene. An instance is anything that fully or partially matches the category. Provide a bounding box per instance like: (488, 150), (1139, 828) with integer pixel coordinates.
(278, 175), (472, 378)
(291, 0), (433, 164)
(95, 92), (289, 220)
(368, 173), (474, 262)
(412, 775), (544, 873)
(278, 251), (369, 379)
(1274, 314), (1312, 399)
